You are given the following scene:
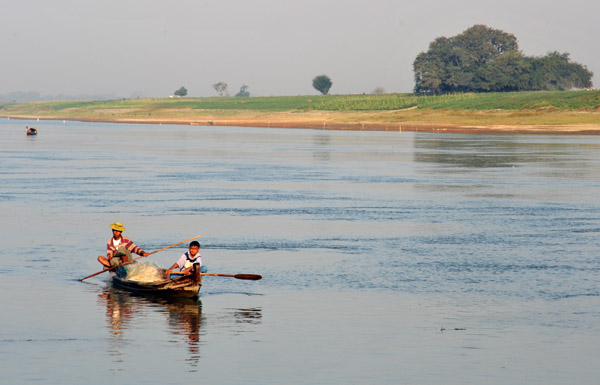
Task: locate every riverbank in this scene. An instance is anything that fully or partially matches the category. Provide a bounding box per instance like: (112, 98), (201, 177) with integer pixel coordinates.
(2, 91), (599, 134)
(4, 110), (600, 135)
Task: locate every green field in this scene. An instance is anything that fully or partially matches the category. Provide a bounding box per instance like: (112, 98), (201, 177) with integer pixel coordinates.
(1, 90), (599, 128)
(2, 90), (599, 112)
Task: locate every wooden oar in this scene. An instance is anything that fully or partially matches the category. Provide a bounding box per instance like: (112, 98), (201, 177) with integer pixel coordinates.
(79, 235), (202, 281)
(200, 273), (262, 280)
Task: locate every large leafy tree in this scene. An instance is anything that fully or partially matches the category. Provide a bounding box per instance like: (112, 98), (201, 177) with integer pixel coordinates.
(474, 50), (530, 92)
(313, 75), (332, 95)
(528, 51), (593, 91)
(414, 25), (593, 93)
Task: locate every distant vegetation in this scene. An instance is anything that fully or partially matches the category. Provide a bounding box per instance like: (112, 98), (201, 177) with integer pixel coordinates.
(0, 90), (118, 102)
(414, 25), (594, 94)
(174, 86), (188, 97)
(235, 85), (250, 97)
(313, 75), (333, 95)
(1, 91), (598, 128)
(372, 87), (385, 95)
(1, 90), (598, 114)
(213, 82), (229, 97)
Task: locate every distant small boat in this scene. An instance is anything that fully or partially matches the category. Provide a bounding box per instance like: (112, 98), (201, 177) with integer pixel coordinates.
(26, 127), (38, 136)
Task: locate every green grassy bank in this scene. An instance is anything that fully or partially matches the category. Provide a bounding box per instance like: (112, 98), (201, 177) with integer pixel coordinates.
(1, 90), (599, 131)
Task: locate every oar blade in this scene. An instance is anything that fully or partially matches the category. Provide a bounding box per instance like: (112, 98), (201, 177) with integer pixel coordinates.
(234, 274), (262, 280)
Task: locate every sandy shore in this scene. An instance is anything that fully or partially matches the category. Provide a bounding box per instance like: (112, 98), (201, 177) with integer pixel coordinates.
(4, 113), (600, 135)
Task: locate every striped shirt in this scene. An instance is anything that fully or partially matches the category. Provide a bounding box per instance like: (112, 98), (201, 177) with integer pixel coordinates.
(106, 236), (144, 259)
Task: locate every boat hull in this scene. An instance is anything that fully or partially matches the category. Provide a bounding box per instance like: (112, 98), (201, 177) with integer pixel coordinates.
(111, 266), (201, 298)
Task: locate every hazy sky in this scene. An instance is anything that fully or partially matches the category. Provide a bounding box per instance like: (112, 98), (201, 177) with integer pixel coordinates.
(2, 0), (598, 98)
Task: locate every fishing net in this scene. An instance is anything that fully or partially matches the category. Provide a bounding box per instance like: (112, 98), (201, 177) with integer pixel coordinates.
(124, 261), (165, 282)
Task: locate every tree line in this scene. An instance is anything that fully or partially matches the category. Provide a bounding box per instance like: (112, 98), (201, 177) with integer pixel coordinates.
(174, 25), (593, 97)
(174, 78), (334, 97)
(173, 83), (249, 97)
(413, 24), (593, 94)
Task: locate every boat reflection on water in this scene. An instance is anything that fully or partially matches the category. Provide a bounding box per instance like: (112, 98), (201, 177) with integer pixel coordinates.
(164, 296), (204, 365)
(98, 289), (204, 367)
(98, 289), (262, 369)
(100, 291), (137, 337)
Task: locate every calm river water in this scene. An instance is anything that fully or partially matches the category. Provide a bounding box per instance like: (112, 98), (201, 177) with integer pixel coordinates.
(1, 119), (599, 384)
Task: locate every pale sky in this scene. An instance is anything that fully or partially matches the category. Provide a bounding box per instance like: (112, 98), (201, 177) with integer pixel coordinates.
(2, 0), (598, 99)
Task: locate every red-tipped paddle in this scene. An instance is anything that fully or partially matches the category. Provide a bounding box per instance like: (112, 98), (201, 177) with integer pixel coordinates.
(200, 273), (262, 280)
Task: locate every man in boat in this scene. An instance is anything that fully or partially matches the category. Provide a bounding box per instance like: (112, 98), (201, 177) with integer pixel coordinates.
(97, 222), (149, 268)
(165, 241), (206, 277)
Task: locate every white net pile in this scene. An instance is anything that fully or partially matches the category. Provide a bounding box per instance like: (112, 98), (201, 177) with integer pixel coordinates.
(125, 261), (165, 282)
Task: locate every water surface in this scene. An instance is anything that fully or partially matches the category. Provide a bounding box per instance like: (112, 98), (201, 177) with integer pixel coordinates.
(1, 120), (599, 384)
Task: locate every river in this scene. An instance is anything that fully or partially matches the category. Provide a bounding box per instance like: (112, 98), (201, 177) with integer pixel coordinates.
(1, 119), (599, 384)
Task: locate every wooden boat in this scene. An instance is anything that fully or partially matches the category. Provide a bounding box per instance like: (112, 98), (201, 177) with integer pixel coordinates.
(111, 264), (202, 298)
(26, 127), (38, 135)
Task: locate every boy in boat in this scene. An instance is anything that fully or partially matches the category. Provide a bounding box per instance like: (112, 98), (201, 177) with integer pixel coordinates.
(97, 222), (149, 268)
(165, 241), (207, 277)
